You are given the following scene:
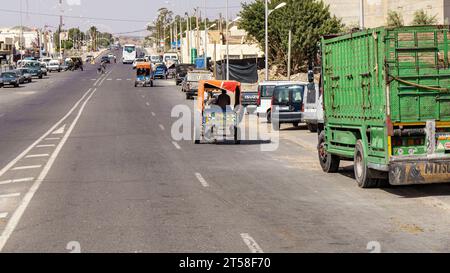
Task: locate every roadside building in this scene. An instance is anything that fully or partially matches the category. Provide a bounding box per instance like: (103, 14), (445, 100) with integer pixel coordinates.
(324, 0), (449, 28)
(179, 26), (263, 64)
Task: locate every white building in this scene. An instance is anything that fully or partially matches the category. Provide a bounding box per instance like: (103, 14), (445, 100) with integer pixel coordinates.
(179, 26), (264, 64)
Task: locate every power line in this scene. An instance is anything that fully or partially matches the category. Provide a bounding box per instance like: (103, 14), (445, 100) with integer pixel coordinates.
(0, 8), (150, 23)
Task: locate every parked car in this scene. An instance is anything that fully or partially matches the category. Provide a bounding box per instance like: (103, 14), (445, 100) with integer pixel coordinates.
(16, 68), (33, 83)
(0, 72), (20, 87)
(0, 78), (3, 88)
(256, 81), (305, 122)
(301, 72), (320, 132)
(154, 64), (168, 79)
(47, 60), (61, 72)
(271, 84), (306, 131)
(23, 61), (43, 79)
(174, 64), (195, 85)
(40, 62), (48, 76)
(182, 70), (213, 99)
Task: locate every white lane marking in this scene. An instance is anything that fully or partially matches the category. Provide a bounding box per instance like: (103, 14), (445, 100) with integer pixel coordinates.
(25, 154), (49, 159)
(141, 95), (145, 98)
(93, 75), (103, 86)
(159, 124), (165, 131)
(240, 233), (264, 253)
(97, 70), (112, 86)
(45, 137), (60, 141)
(36, 144), (56, 148)
(52, 124), (66, 134)
(106, 78), (112, 81)
(0, 213), (7, 219)
(172, 141), (181, 150)
(126, 78), (131, 81)
(0, 177), (34, 185)
(195, 172), (209, 187)
(0, 88), (98, 251)
(12, 165), (42, 171)
(0, 193), (21, 199)
(0, 114), (4, 118)
(116, 78), (122, 81)
(146, 102), (150, 106)
(91, 79), (97, 81)
(151, 112), (156, 116)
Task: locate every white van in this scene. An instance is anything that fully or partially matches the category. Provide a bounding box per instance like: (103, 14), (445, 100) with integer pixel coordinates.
(256, 81), (306, 122)
(302, 82), (320, 132)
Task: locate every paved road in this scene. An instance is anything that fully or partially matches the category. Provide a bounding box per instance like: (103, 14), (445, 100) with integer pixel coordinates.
(1, 51), (450, 253)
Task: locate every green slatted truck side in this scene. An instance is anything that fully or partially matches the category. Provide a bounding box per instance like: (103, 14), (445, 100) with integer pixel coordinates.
(317, 25), (450, 188)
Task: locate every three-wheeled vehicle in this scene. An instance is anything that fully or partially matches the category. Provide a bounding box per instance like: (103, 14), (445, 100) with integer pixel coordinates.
(194, 80), (244, 144)
(134, 62), (153, 87)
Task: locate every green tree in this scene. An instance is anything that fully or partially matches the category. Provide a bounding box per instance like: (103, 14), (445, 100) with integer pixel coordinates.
(239, 0), (342, 74)
(89, 26), (98, 50)
(412, 9), (437, 25)
(387, 10), (404, 27)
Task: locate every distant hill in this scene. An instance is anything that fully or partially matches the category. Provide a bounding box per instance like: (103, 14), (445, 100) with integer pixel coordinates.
(118, 36), (144, 46)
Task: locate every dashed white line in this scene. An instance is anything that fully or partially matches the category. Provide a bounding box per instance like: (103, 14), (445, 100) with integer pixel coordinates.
(0, 87), (97, 251)
(106, 78), (112, 81)
(0, 193), (21, 199)
(36, 144), (56, 148)
(146, 102), (150, 106)
(116, 78), (122, 81)
(0, 213), (8, 219)
(25, 154), (49, 159)
(172, 141), (181, 150)
(151, 112), (156, 116)
(12, 165), (42, 171)
(159, 124), (165, 131)
(45, 138), (60, 141)
(240, 233), (264, 253)
(0, 177), (34, 185)
(126, 78), (131, 81)
(195, 172), (209, 187)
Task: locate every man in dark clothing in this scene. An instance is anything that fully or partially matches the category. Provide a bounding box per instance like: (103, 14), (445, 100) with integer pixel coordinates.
(216, 90), (231, 111)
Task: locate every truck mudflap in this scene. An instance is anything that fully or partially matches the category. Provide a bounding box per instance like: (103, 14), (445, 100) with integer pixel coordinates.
(389, 160), (450, 185)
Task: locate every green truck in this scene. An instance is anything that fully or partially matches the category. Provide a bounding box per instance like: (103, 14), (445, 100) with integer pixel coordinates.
(318, 25), (450, 188)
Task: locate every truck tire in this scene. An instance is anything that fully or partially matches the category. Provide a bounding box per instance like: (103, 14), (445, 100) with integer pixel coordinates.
(318, 131), (340, 173)
(307, 123), (318, 133)
(234, 126), (241, 144)
(267, 110), (271, 123)
(354, 140), (379, 188)
(293, 122), (299, 127)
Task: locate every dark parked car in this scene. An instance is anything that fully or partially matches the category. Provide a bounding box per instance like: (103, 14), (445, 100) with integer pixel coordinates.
(24, 62), (43, 79)
(0, 72), (20, 87)
(16, 68), (33, 83)
(271, 84), (306, 131)
(174, 64), (195, 85)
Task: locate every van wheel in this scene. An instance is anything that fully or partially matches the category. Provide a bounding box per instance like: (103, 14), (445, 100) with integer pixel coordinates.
(293, 122), (299, 127)
(354, 140), (379, 188)
(186, 93), (191, 100)
(234, 126), (241, 144)
(318, 131), (340, 173)
(307, 123), (318, 132)
(267, 110), (271, 123)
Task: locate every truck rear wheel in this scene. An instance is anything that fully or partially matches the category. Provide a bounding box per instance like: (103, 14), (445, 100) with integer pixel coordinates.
(354, 140), (380, 188)
(318, 131), (340, 173)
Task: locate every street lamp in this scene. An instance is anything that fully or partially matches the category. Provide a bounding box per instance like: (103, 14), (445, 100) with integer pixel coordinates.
(265, 1), (286, 81)
(207, 23), (217, 30)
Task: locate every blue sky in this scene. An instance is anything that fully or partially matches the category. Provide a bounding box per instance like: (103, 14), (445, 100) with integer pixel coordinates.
(0, 0), (244, 35)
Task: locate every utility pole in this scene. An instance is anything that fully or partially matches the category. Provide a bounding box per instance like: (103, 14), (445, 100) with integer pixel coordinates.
(359, 0), (365, 30)
(226, 0), (229, 80)
(179, 17), (183, 62)
(185, 12), (190, 63)
(204, 0), (207, 70)
(59, 0), (63, 60)
(264, 0), (268, 81)
(287, 28), (292, 80)
(196, 9), (200, 54)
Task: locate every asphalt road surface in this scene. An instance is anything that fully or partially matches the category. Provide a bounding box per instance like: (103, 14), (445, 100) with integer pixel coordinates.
(1, 51), (450, 253)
